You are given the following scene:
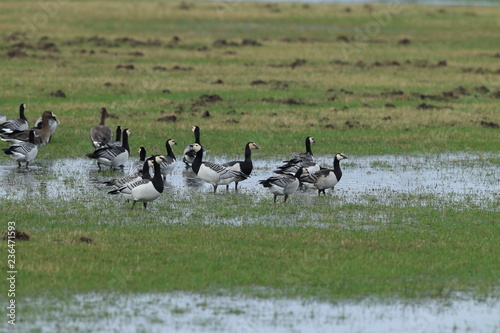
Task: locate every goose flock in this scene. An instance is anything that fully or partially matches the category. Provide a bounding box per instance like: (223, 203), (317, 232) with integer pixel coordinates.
(1, 104), (59, 168)
(1, 105), (348, 207)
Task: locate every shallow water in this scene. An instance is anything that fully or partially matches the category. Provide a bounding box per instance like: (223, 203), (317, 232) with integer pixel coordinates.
(18, 291), (500, 333)
(0, 152), (498, 210)
(3, 154), (498, 332)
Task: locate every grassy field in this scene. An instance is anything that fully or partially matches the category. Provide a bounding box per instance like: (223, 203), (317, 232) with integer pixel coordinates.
(0, 1), (498, 158)
(0, 0), (499, 317)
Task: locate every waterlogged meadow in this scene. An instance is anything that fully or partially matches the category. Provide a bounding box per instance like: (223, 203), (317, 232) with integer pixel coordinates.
(0, 0), (499, 331)
(1, 152), (499, 331)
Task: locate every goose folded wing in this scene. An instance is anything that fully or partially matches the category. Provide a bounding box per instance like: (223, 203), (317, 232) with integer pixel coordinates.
(123, 178), (150, 191)
(204, 162), (247, 180)
(93, 146), (126, 159)
(9, 142), (33, 155)
(104, 174), (142, 187)
(300, 171), (321, 185)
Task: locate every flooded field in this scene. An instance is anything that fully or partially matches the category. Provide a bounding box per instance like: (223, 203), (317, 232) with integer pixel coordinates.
(2, 153), (498, 332)
(0, 152), (498, 210)
(19, 291), (500, 333)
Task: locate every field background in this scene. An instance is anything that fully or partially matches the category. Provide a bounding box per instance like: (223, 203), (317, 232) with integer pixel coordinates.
(0, 0), (499, 158)
(0, 0), (499, 313)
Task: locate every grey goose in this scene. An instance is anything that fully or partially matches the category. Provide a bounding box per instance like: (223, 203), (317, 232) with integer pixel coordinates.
(90, 107), (113, 148)
(2, 130), (38, 168)
(259, 167), (308, 203)
(0, 111), (56, 147)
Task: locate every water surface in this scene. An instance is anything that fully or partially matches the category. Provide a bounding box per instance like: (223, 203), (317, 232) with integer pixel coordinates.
(18, 291), (500, 333)
(1, 152), (497, 211)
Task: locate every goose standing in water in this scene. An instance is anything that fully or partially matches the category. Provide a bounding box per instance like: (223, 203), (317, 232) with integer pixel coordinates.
(286, 136), (316, 164)
(259, 167), (308, 203)
(90, 107), (113, 148)
(182, 125), (201, 168)
(274, 136), (319, 175)
(86, 128), (130, 169)
(223, 141), (259, 190)
(104, 153), (150, 189)
(108, 155), (165, 209)
(128, 146), (147, 176)
(2, 130), (38, 168)
(159, 139), (177, 180)
(191, 143), (247, 193)
(300, 153), (348, 196)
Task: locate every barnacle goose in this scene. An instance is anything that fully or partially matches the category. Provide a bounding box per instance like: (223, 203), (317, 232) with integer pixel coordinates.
(128, 146), (147, 176)
(109, 126), (123, 147)
(191, 143), (248, 193)
(300, 153), (348, 196)
(274, 136), (318, 175)
(259, 167), (308, 203)
(223, 141), (259, 190)
(0, 104), (28, 133)
(182, 125), (201, 168)
(108, 155), (165, 209)
(86, 128), (130, 169)
(103, 154), (151, 189)
(2, 130), (38, 168)
(159, 139), (177, 180)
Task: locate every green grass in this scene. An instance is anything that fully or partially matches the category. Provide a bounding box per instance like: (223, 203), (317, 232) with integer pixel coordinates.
(0, 1), (499, 158)
(0, 0), (499, 310)
(2, 188), (499, 300)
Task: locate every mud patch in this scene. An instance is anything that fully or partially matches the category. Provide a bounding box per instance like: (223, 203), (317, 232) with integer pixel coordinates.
(64, 36), (162, 48)
(268, 58), (306, 69)
(116, 64), (135, 70)
(261, 97), (303, 105)
(50, 90), (66, 98)
(398, 38), (411, 45)
(213, 39), (261, 48)
(251, 80), (268, 85)
(3, 230), (30, 241)
(480, 120), (499, 129)
(79, 237), (93, 244)
(157, 115), (177, 122)
(416, 103), (452, 110)
(381, 90), (404, 97)
(192, 94), (223, 107)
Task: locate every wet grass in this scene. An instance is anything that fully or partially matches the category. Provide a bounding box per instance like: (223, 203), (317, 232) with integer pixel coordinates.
(2, 182), (499, 300)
